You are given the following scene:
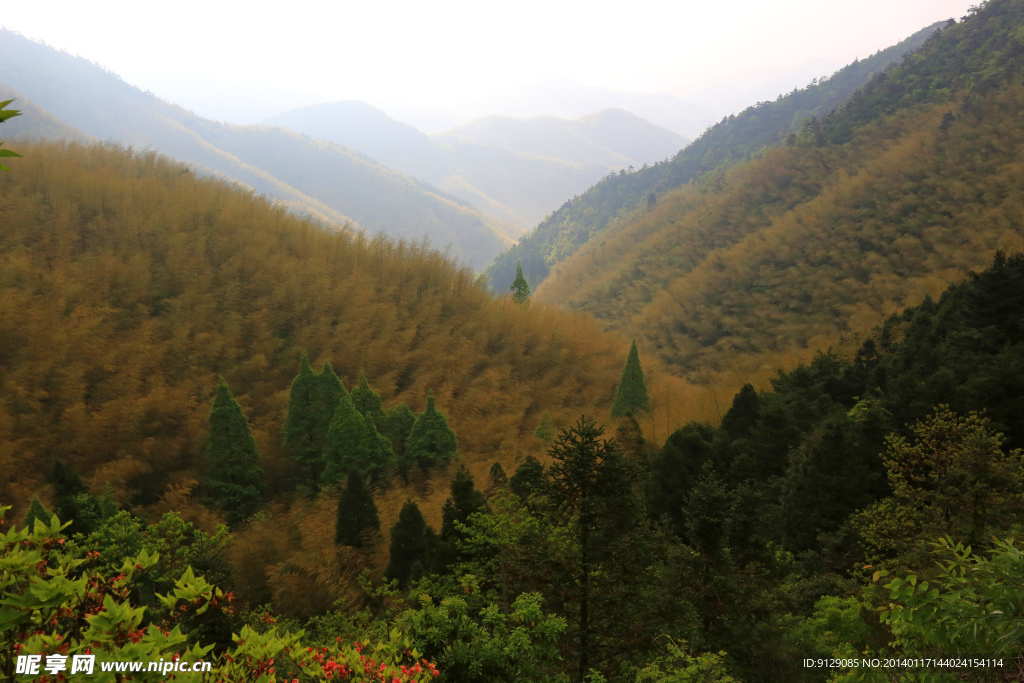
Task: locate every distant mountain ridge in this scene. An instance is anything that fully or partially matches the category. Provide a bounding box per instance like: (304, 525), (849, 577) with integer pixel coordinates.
(486, 20), (945, 291)
(265, 103), (689, 230)
(0, 30), (510, 269)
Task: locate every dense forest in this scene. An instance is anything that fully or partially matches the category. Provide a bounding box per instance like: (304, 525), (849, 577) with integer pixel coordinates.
(4, 1), (1024, 682)
(485, 21), (942, 291)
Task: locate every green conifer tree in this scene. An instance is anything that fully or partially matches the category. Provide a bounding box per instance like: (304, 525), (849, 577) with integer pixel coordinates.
(433, 466), (488, 573)
(510, 262), (531, 304)
(405, 391), (458, 469)
(489, 462), (508, 490)
(533, 410), (555, 441)
(611, 340), (650, 417)
(335, 469), (380, 548)
(205, 377), (265, 526)
(22, 497), (53, 530)
(384, 499), (432, 589)
(383, 403), (416, 464)
(284, 352), (318, 482)
(351, 372), (386, 424)
(322, 391), (370, 487)
(509, 456), (546, 501)
(364, 414), (395, 481)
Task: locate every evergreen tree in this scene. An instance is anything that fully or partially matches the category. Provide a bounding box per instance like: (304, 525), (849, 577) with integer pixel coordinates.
(533, 410), (555, 441)
(364, 414), (395, 481)
(351, 372), (386, 424)
(384, 499), (432, 589)
(283, 352), (319, 483)
(434, 466), (488, 573)
(489, 462), (508, 490)
(405, 391), (458, 469)
(611, 340), (649, 417)
(205, 377), (265, 526)
(509, 456), (546, 501)
(322, 391), (370, 487)
(547, 416), (645, 680)
(510, 262), (530, 304)
(335, 469), (380, 548)
(22, 497), (53, 530)
(645, 423), (715, 537)
(383, 403), (416, 463)
(719, 384), (759, 439)
(615, 414), (647, 467)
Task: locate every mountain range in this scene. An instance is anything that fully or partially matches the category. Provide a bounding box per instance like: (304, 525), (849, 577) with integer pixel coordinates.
(264, 102), (689, 230)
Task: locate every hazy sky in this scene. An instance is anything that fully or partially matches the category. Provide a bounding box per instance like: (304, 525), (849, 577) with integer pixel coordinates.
(2, 0), (979, 123)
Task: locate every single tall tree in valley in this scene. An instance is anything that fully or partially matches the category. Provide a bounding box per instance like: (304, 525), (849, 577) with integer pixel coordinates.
(510, 262), (531, 304)
(405, 391), (458, 469)
(611, 340), (650, 417)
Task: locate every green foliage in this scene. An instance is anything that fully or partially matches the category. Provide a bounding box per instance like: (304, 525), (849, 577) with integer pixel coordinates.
(322, 391), (371, 487)
(385, 500), (434, 590)
(0, 99), (21, 171)
(205, 377), (265, 526)
(434, 467), (489, 574)
(511, 263), (531, 304)
(395, 590), (568, 683)
(645, 423), (714, 537)
(855, 407), (1024, 563)
(284, 352), (320, 485)
(509, 456), (547, 502)
(335, 469), (380, 548)
(611, 341), (649, 417)
(21, 497), (53, 530)
(351, 372), (386, 424)
(488, 462), (508, 490)
(633, 639), (737, 683)
(534, 411), (555, 442)
(383, 403), (417, 463)
(406, 391), (459, 469)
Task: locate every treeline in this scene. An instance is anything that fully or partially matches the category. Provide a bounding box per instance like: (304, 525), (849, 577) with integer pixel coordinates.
(485, 20), (942, 291)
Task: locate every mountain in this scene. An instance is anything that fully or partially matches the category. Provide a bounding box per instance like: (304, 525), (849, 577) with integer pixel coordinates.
(466, 78), (719, 139)
(266, 102), (689, 230)
(0, 30), (510, 269)
(534, 2), (1024, 395)
(486, 21), (944, 292)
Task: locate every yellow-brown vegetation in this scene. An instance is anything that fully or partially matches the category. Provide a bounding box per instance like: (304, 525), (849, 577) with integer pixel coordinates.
(538, 86), (1024, 401)
(0, 141), (678, 615)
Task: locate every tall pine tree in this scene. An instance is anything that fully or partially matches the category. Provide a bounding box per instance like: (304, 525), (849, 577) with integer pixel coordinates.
(384, 499), (433, 589)
(405, 391), (458, 469)
(433, 466), (488, 573)
(284, 352), (318, 483)
(510, 262), (531, 304)
(335, 469), (380, 548)
(351, 372), (386, 424)
(22, 497), (53, 530)
(611, 340), (649, 417)
(322, 391), (370, 487)
(205, 377), (265, 526)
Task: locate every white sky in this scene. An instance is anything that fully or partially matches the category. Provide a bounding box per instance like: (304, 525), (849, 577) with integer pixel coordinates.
(2, 0), (979, 121)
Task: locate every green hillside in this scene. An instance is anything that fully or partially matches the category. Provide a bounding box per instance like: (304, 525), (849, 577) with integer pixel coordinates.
(0, 30), (510, 269)
(487, 20), (943, 291)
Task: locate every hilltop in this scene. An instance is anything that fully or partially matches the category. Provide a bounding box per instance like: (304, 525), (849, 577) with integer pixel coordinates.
(0, 30), (510, 269)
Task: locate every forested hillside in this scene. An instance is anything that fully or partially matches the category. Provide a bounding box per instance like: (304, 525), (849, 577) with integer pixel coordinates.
(0, 30), (510, 269)
(487, 21), (942, 290)
(536, 1), (1024, 401)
